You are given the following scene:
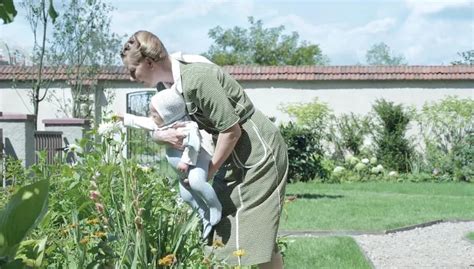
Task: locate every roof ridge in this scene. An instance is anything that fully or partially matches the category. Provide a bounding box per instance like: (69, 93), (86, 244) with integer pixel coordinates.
(0, 65), (473, 81)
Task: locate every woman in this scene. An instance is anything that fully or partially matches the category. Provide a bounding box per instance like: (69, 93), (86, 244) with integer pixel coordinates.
(120, 30), (288, 268)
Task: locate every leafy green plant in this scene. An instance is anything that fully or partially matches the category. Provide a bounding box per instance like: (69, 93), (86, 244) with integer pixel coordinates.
(370, 99), (414, 173)
(1, 118), (211, 268)
(416, 96), (474, 181)
(0, 180), (49, 267)
(280, 122), (326, 182)
(451, 132), (473, 181)
(280, 98), (332, 129)
(327, 113), (371, 161)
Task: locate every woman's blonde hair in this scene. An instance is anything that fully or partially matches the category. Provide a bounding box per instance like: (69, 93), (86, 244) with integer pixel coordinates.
(120, 30), (168, 65)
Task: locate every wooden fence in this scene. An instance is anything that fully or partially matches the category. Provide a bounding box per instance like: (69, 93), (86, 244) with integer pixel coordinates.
(34, 131), (63, 164)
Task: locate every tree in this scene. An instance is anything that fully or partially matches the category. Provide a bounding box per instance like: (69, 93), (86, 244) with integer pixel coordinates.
(204, 17), (329, 66)
(365, 42), (407, 66)
(0, 0), (17, 24)
(1, 0), (57, 24)
(47, 0), (122, 119)
(451, 50), (474, 65)
(20, 0), (58, 129)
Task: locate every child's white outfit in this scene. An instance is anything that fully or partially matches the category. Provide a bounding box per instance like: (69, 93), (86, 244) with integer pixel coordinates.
(123, 89), (222, 238)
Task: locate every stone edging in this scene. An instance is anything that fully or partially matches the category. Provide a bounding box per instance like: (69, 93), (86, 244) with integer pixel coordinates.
(278, 219), (474, 237)
(384, 219), (444, 234)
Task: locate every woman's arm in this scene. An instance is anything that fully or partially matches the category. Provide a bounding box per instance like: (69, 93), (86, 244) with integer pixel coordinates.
(208, 123), (241, 179)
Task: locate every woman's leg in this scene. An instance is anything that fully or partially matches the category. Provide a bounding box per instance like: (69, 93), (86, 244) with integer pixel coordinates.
(187, 150), (222, 225)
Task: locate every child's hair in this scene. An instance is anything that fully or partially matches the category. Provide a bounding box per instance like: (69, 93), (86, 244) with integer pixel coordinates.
(150, 89), (186, 126)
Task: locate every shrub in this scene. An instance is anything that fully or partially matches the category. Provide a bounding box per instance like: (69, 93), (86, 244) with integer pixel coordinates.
(452, 132), (473, 181)
(417, 96), (474, 181)
(370, 99), (414, 173)
(327, 113), (371, 161)
(279, 98), (333, 182)
(280, 122), (326, 182)
(279, 97), (332, 129)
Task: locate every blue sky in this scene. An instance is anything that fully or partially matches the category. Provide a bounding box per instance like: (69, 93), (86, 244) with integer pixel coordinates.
(1, 0), (473, 65)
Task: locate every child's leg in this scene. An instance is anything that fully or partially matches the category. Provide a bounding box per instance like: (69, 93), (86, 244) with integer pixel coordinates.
(167, 148), (213, 237)
(178, 180), (213, 238)
(187, 150), (222, 225)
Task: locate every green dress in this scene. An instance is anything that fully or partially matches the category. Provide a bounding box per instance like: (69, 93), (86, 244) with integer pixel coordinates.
(180, 62), (288, 266)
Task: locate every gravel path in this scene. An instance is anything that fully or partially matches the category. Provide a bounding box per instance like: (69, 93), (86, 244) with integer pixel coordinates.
(354, 221), (474, 269)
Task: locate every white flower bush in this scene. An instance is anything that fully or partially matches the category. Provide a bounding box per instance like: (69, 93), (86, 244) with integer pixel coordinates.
(349, 156), (360, 166)
(370, 157), (377, 164)
(333, 166), (345, 174)
(371, 164), (384, 174)
(354, 162), (367, 171)
(344, 154), (353, 163)
(361, 158), (370, 164)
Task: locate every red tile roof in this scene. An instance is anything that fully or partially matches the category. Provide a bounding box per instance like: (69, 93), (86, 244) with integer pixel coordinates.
(0, 65), (473, 82)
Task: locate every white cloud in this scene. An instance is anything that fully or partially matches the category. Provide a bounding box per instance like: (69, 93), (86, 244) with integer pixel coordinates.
(349, 18), (397, 35)
(146, 0), (229, 30)
(265, 14), (399, 64)
(111, 0), (250, 52)
(398, 14), (473, 64)
(404, 0), (471, 15)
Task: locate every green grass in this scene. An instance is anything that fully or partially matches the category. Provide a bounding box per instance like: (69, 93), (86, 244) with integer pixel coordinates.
(281, 182), (474, 231)
(467, 232), (474, 241)
(283, 237), (371, 269)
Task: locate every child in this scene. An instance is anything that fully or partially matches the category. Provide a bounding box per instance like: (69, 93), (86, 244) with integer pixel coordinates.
(123, 88), (222, 238)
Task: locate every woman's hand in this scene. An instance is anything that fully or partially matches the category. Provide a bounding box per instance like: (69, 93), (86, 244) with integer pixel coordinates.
(152, 128), (186, 149)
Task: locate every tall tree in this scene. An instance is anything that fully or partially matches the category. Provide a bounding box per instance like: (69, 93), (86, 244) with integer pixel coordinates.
(1, 0), (57, 24)
(0, 0), (17, 24)
(451, 50), (474, 65)
(366, 42), (407, 66)
(47, 0), (122, 119)
(204, 16), (329, 66)
(20, 0), (58, 129)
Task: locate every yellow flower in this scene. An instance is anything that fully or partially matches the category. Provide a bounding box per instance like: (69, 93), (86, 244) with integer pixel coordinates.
(79, 236), (90, 245)
(233, 249), (246, 257)
(158, 254), (176, 266)
(212, 239), (224, 249)
(86, 218), (100, 225)
(93, 231), (107, 238)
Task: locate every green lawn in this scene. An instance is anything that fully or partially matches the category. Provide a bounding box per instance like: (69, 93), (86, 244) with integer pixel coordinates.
(280, 182), (474, 231)
(283, 237), (371, 269)
(467, 232), (474, 241)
